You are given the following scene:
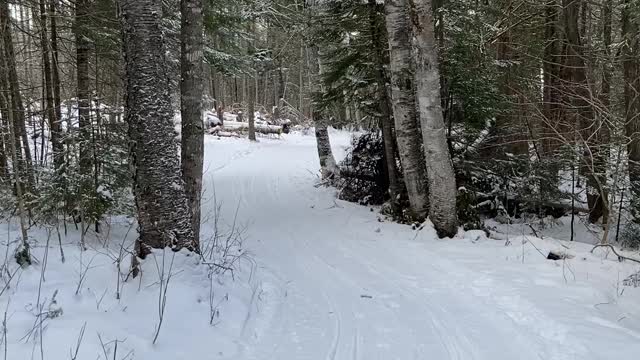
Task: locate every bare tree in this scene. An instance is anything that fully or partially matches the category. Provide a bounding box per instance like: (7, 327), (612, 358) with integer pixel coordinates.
(384, 0), (429, 219)
(0, 1), (35, 193)
(76, 0), (92, 195)
(180, 0), (205, 244)
(409, 0), (458, 237)
(119, 0), (197, 261)
(623, 0), (640, 218)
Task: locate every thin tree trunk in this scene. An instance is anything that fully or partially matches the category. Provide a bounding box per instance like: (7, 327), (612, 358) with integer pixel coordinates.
(76, 0), (92, 199)
(39, 0), (61, 176)
(384, 0), (429, 219)
(409, 0), (458, 237)
(369, 0), (400, 208)
(623, 0), (640, 221)
(0, 38), (30, 265)
(311, 45), (337, 177)
(1, 86), (30, 266)
(563, 0), (606, 224)
(120, 0), (197, 260)
(542, 0), (561, 156)
(49, 0), (64, 173)
(0, 1), (35, 194)
(248, 74), (256, 141)
(180, 0), (205, 244)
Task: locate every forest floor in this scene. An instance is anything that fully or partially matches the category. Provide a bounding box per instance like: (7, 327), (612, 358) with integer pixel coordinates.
(2, 129), (640, 360)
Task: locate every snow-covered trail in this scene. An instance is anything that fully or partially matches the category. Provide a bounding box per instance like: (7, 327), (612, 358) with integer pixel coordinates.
(202, 132), (640, 360)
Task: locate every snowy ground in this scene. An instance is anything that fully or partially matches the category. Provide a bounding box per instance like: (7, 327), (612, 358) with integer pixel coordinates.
(2, 129), (640, 359)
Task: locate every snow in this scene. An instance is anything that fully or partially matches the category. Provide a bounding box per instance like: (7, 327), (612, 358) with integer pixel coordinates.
(1, 129), (640, 359)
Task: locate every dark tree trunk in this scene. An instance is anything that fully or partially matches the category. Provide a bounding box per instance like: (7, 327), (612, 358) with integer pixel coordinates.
(623, 0), (640, 221)
(180, 0), (205, 244)
(0, 1), (35, 193)
(369, 0), (400, 208)
(76, 0), (92, 190)
(39, 0), (62, 175)
(49, 0), (64, 173)
(119, 0), (197, 258)
(562, 0), (606, 224)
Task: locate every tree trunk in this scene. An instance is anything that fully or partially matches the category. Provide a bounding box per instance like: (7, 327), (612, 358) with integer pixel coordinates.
(76, 0), (93, 206)
(623, 0), (640, 221)
(369, 0), (400, 209)
(0, 1), (35, 193)
(39, 0), (61, 174)
(409, 0), (458, 237)
(248, 77), (256, 141)
(310, 45), (337, 177)
(384, 0), (429, 219)
(180, 0), (204, 244)
(542, 0), (561, 156)
(119, 0), (197, 259)
(562, 0), (606, 224)
(0, 73), (30, 266)
(49, 0), (64, 173)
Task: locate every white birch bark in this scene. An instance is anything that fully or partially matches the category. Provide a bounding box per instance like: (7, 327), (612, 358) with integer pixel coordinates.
(409, 0), (458, 237)
(384, 0), (429, 219)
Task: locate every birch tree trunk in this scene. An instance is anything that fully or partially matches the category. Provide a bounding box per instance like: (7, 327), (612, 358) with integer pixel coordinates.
(311, 46), (337, 177)
(384, 0), (429, 219)
(409, 0), (457, 237)
(180, 0), (204, 244)
(119, 0), (197, 259)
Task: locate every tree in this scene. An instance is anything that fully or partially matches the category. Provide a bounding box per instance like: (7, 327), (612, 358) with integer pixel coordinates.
(384, 0), (429, 219)
(76, 0), (93, 205)
(562, 0), (607, 224)
(409, 0), (458, 237)
(119, 0), (197, 260)
(181, 0), (205, 244)
(0, 1), (35, 194)
(623, 0), (640, 220)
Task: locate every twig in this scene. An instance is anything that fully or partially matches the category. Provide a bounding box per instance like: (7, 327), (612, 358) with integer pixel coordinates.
(69, 322), (86, 360)
(590, 244), (640, 264)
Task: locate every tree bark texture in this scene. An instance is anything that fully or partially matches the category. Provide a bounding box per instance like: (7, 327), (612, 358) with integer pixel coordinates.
(0, 1), (35, 193)
(76, 0), (92, 187)
(180, 0), (205, 244)
(311, 45), (337, 177)
(369, 0), (400, 208)
(49, 0), (64, 173)
(409, 0), (458, 237)
(120, 0), (197, 257)
(384, 0), (429, 219)
(623, 0), (640, 220)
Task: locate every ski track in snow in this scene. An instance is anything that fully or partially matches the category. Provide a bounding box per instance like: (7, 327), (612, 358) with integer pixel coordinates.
(203, 132), (640, 360)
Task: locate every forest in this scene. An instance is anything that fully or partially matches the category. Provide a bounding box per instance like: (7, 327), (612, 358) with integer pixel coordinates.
(0, 0), (639, 359)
